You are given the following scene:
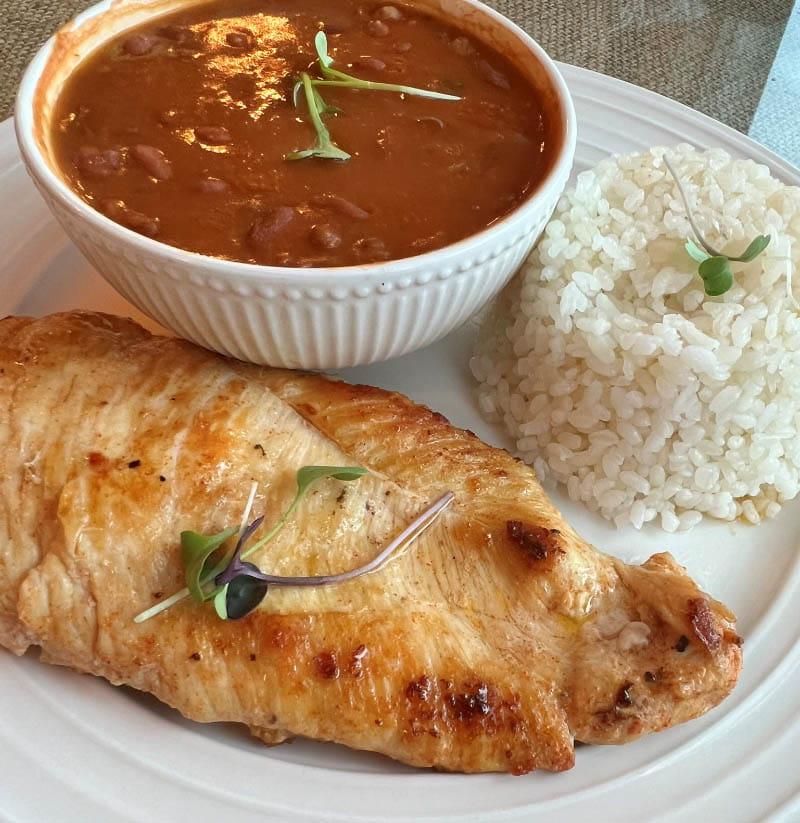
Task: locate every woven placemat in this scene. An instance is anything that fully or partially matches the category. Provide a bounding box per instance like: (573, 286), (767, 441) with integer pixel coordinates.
(0, 0), (792, 132)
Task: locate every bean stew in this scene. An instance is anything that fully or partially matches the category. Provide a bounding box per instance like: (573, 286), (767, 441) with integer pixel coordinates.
(51, 0), (562, 267)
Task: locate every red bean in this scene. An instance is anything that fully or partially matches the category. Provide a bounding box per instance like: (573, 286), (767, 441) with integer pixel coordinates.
(310, 223), (343, 250)
(356, 56), (386, 71)
(367, 20), (390, 37)
(197, 177), (229, 194)
(101, 199), (159, 237)
(247, 207), (295, 249)
(195, 126), (232, 145)
(450, 36), (473, 56)
(412, 231), (444, 251)
(158, 24), (191, 43)
(376, 5), (403, 20)
(394, 41), (412, 52)
(159, 110), (179, 126)
(478, 59), (510, 90)
(122, 34), (155, 56)
(355, 237), (390, 260)
(311, 194), (370, 220)
(75, 146), (121, 178)
(225, 29), (254, 48)
(132, 144), (172, 180)
(416, 116), (445, 129)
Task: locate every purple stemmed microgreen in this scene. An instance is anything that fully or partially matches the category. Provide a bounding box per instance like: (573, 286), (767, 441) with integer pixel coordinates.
(134, 463), (455, 623)
(287, 30), (460, 162)
(215, 516), (266, 586)
(214, 489), (455, 620)
(134, 465), (455, 623)
(178, 481), (262, 605)
(134, 465), (368, 623)
(663, 154), (771, 296)
(212, 515), (268, 620)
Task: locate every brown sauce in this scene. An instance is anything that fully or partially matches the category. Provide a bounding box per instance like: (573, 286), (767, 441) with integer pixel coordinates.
(51, 0), (561, 267)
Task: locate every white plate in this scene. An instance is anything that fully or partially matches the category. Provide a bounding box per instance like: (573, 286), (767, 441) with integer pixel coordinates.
(1, 65), (799, 823)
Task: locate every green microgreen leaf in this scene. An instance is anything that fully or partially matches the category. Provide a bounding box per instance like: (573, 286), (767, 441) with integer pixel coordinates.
(296, 465), (369, 491)
(180, 526), (238, 603)
(685, 237), (711, 263)
(284, 148), (316, 161)
(285, 145), (351, 161)
(729, 234), (771, 263)
(239, 466), (368, 562)
(315, 30), (334, 69)
(213, 584), (229, 619)
(224, 574), (270, 620)
(698, 256), (734, 296)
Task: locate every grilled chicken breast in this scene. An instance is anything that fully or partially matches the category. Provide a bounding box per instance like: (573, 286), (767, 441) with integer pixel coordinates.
(0, 311), (741, 774)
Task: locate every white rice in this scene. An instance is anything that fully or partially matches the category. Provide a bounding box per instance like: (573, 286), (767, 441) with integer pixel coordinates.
(471, 144), (800, 531)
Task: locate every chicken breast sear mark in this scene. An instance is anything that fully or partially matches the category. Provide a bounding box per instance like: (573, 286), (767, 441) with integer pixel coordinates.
(688, 597), (722, 651)
(506, 520), (563, 568)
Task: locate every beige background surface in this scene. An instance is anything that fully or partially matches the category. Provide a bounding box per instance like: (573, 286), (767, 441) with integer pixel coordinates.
(0, 0), (793, 131)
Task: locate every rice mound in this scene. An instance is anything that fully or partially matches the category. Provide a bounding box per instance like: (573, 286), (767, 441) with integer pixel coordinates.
(471, 144), (800, 531)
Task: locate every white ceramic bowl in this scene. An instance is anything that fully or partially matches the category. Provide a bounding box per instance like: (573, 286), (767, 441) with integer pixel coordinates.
(15, 0), (576, 369)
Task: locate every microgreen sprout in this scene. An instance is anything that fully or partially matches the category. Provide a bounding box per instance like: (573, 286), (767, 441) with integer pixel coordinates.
(285, 72), (351, 161)
(287, 30), (460, 162)
(212, 489), (454, 620)
(663, 154), (771, 296)
(134, 466), (367, 622)
(311, 31), (460, 101)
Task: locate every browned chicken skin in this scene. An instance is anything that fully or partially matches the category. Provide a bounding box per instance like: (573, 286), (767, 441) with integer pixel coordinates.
(0, 312), (741, 774)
